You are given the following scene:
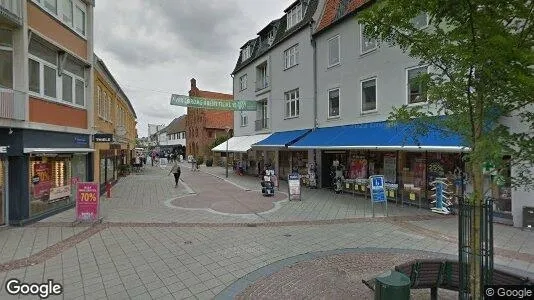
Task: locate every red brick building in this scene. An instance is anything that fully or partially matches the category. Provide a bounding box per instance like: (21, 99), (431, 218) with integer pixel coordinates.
(186, 79), (233, 159)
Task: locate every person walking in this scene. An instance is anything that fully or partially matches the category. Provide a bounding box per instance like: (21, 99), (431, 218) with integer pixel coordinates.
(168, 161), (181, 188)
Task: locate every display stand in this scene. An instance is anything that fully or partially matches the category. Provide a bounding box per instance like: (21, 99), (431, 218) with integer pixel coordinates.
(401, 185), (422, 209)
(385, 183), (399, 205)
(430, 178), (452, 214)
(288, 173), (301, 201)
(73, 182), (103, 226)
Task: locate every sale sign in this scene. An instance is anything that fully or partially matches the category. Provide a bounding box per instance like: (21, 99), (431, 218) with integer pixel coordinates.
(75, 182), (100, 222)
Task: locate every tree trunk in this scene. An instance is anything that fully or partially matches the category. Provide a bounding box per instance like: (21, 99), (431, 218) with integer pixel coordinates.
(470, 161), (484, 299)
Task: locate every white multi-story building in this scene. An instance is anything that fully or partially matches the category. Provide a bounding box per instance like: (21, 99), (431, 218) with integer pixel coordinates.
(221, 0), (323, 178)
(220, 0), (531, 227)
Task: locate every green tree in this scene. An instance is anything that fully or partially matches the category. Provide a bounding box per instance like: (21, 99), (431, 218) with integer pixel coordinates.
(359, 0), (534, 298)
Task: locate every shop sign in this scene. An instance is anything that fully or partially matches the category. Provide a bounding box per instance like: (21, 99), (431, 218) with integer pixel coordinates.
(370, 175), (388, 217)
(0, 146), (7, 153)
(288, 174), (301, 201)
(109, 143), (121, 150)
(75, 182), (100, 222)
(93, 134), (113, 143)
(74, 136), (88, 145)
(170, 94), (257, 111)
(370, 175), (386, 203)
(49, 185), (71, 201)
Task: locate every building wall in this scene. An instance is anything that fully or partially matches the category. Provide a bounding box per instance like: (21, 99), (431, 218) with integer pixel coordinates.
(233, 27), (316, 136)
(27, 2), (88, 59)
(29, 96), (87, 128)
(315, 18), (422, 127)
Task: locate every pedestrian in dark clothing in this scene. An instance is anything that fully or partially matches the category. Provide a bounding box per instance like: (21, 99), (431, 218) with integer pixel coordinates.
(168, 161), (181, 187)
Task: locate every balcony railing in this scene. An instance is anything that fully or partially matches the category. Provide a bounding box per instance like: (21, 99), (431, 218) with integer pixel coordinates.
(255, 76), (269, 91)
(255, 118), (269, 131)
(0, 0), (22, 24)
(0, 88), (26, 121)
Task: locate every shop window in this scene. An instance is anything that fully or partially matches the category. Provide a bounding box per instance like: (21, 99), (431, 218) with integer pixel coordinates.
(0, 159), (5, 226)
(29, 155), (77, 217)
(492, 156), (512, 216)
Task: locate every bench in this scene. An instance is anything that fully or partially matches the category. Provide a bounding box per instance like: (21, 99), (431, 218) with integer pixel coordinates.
(363, 259), (532, 300)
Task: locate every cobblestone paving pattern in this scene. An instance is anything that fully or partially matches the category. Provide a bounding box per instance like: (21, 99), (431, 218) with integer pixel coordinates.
(236, 252), (457, 300)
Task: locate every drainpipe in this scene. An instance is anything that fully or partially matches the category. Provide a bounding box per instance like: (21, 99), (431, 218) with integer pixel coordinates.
(311, 21), (317, 131)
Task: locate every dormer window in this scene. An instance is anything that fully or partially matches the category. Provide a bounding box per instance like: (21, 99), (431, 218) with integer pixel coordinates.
(242, 46), (251, 61)
(286, 3), (303, 29)
(267, 30), (275, 45)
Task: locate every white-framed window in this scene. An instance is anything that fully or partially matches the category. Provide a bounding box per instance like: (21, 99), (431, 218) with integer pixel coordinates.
(0, 28), (13, 89)
(28, 54), (85, 107)
(97, 86), (103, 117)
(267, 30), (275, 45)
(61, 0), (73, 26)
(411, 12), (429, 29)
(240, 112), (248, 127)
(361, 78), (377, 112)
(328, 88), (340, 118)
(407, 66), (428, 104)
(285, 88), (300, 118)
(284, 44), (299, 69)
(360, 24), (377, 54)
(74, 4), (86, 35)
(32, 0), (87, 38)
(286, 4), (303, 29)
(328, 35), (340, 67)
(241, 46), (251, 61)
(239, 74), (247, 91)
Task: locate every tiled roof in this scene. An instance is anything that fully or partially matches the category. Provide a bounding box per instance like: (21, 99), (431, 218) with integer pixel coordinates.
(315, 0), (370, 35)
(165, 115), (187, 134)
(232, 0), (319, 75)
(197, 90), (233, 101)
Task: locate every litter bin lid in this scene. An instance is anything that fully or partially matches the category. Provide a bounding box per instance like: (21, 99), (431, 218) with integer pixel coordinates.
(375, 270), (410, 287)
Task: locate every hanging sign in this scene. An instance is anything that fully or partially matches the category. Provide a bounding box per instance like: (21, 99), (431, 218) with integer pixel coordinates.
(170, 94), (257, 111)
(75, 182), (100, 222)
(288, 174), (301, 201)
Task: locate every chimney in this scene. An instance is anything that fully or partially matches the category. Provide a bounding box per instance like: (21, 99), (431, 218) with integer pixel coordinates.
(190, 78), (197, 90)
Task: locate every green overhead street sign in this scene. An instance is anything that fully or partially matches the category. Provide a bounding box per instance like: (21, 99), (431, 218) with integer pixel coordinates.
(170, 94), (257, 111)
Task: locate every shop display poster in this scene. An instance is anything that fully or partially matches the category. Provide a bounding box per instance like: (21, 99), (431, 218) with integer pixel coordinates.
(370, 175), (386, 203)
(76, 182), (100, 222)
(288, 174), (301, 201)
(383, 155), (396, 183)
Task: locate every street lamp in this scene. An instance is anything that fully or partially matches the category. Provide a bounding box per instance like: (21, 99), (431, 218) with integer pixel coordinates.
(225, 126), (231, 178)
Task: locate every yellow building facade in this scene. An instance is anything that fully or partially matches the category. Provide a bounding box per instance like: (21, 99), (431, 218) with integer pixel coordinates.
(93, 55), (137, 191)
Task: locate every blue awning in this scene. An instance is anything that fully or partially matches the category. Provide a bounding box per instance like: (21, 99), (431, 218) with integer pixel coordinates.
(289, 121), (469, 152)
(252, 129), (311, 148)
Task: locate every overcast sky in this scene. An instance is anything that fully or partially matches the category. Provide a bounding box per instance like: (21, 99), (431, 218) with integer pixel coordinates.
(94, 0), (290, 137)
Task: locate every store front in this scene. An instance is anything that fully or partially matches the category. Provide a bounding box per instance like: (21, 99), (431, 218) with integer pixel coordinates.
(211, 134), (271, 175)
(0, 128), (93, 225)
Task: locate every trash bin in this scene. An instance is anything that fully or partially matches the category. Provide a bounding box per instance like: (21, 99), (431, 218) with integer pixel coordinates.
(374, 270), (410, 300)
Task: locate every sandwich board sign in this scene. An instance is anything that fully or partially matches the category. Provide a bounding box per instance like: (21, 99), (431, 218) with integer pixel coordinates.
(288, 174), (301, 201)
(370, 175), (388, 217)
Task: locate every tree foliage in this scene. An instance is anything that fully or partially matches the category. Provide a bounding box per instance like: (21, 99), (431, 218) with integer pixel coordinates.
(359, 1), (533, 298)
(360, 0), (534, 190)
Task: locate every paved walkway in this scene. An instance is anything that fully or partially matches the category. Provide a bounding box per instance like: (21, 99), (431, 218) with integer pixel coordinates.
(0, 164), (531, 299)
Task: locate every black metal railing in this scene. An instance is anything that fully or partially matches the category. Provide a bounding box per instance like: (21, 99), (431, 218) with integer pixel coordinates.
(458, 196), (494, 299)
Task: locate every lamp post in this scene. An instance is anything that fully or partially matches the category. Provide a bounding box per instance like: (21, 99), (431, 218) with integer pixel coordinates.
(225, 126), (231, 178)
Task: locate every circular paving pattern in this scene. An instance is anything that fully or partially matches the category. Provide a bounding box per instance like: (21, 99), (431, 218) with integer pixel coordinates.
(218, 249), (460, 300)
(171, 190), (287, 214)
